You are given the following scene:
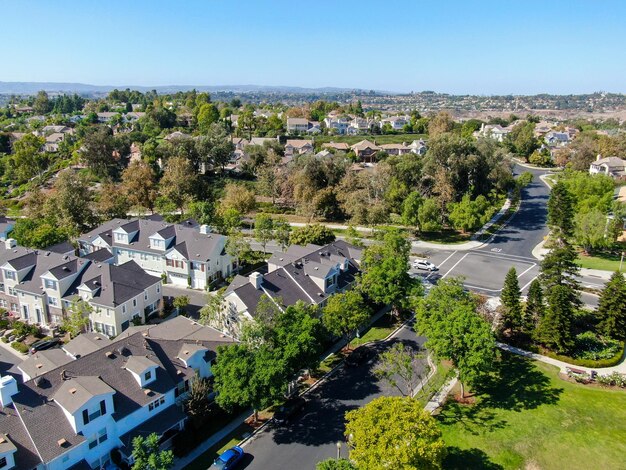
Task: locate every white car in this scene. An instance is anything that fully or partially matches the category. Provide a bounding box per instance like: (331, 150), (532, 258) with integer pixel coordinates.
(413, 259), (438, 271)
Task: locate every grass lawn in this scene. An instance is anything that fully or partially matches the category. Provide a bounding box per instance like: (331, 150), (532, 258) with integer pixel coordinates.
(313, 133), (427, 146)
(418, 229), (472, 245)
(437, 353), (626, 470)
(576, 251), (625, 272)
(414, 360), (454, 407)
(350, 313), (398, 348)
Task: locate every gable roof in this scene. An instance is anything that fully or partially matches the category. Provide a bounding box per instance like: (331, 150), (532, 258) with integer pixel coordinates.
(53, 376), (115, 414)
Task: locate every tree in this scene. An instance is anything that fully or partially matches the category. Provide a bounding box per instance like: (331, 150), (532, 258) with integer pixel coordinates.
(221, 182), (257, 215)
(574, 209), (609, 253)
(374, 343), (425, 397)
(273, 217), (291, 251)
(121, 161), (158, 213)
(11, 133), (47, 183)
(33, 90), (51, 114)
(316, 460), (356, 470)
(131, 433), (174, 470)
(418, 198), (442, 232)
(213, 343), (287, 422)
(506, 121), (539, 160)
(199, 291), (224, 327)
(416, 278), (495, 397)
(225, 229), (252, 266)
(500, 267), (522, 336)
(81, 127), (117, 178)
(46, 170), (96, 236)
(447, 193), (485, 233)
(10, 218), (68, 249)
(547, 182), (575, 238)
(196, 103), (220, 133)
(402, 191), (423, 228)
(428, 111), (455, 137)
(61, 300), (91, 338)
(184, 377), (212, 429)
(540, 242), (581, 307)
(597, 271), (626, 341)
(345, 396), (446, 470)
(322, 290), (371, 346)
(523, 279), (544, 335)
(289, 224), (335, 246)
(537, 284), (576, 353)
(254, 213), (274, 253)
(159, 155), (198, 214)
(359, 230), (421, 313)
(95, 182), (129, 220)
(274, 302), (324, 373)
(173, 296), (190, 315)
(197, 123), (234, 170)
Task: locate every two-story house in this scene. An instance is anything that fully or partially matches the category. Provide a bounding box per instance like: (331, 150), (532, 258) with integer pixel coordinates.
(0, 316), (235, 470)
(77, 218), (233, 290)
(218, 240), (362, 338)
(589, 155), (626, 178)
(284, 139), (314, 157)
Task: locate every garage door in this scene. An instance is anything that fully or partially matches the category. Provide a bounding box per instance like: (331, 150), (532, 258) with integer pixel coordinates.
(168, 272), (188, 286)
(192, 277), (206, 290)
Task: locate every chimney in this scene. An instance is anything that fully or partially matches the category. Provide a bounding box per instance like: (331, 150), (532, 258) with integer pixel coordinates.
(596, 154), (602, 161)
(249, 272), (263, 290)
(0, 376), (18, 407)
(4, 239), (16, 249)
(200, 224), (211, 235)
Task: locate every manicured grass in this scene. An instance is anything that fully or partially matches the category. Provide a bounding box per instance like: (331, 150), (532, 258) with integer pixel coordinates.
(576, 251), (625, 272)
(350, 313), (398, 347)
(413, 360), (454, 407)
(418, 230), (472, 245)
(313, 133), (427, 146)
(437, 353), (626, 470)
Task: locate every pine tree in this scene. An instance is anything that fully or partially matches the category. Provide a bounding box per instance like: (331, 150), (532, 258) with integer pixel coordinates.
(500, 267), (522, 335)
(547, 181), (575, 239)
(537, 285), (575, 353)
(540, 242), (581, 307)
(597, 271), (626, 341)
(524, 279), (544, 335)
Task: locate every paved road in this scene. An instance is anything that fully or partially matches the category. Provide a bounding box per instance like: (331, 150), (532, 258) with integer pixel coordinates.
(240, 321), (426, 470)
(0, 341), (24, 379)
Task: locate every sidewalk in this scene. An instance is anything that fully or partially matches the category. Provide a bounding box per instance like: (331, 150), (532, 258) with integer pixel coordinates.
(424, 376), (458, 414)
(531, 239), (614, 281)
(498, 342), (626, 375)
(171, 409), (251, 470)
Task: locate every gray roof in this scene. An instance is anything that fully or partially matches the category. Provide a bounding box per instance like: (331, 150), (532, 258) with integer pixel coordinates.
(63, 332), (112, 358)
(177, 343), (208, 361)
(82, 248), (113, 262)
(227, 240), (362, 316)
(0, 434), (17, 454)
(18, 349), (73, 379)
(3, 315), (235, 465)
(53, 376), (115, 414)
(45, 241), (75, 255)
(124, 355), (159, 375)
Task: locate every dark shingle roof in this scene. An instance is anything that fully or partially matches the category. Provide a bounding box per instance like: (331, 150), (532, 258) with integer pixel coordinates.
(83, 248), (113, 262)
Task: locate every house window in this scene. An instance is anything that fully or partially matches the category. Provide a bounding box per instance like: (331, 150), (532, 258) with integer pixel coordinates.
(0, 457), (6, 468)
(122, 305), (126, 314)
(44, 279), (57, 289)
(4, 270), (15, 280)
(133, 299), (137, 308)
(156, 286), (160, 294)
(49, 296), (58, 307)
(8, 287), (16, 296)
(98, 427), (108, 444)
(0, 282), (4, 292)
(145, 370), (152, 381)
(144, 292), (148, 301)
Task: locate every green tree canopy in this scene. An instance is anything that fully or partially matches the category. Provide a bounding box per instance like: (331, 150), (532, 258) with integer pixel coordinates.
(345, 396), (446, 470)
(322, 290), (371, 344)
(289, 224), (336, 246)
(131, 432), (174, 470)
(597, 271), (626, 341)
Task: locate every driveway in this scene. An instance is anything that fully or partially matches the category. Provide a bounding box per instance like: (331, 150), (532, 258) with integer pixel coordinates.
(240, 321), (426, 470)
(162, 285), (208, 319)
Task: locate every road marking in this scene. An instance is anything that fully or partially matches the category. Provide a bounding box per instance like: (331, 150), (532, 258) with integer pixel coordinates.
(517, 264), (537, 278)
(490, 248), (502, 252)
(426, 251), (458, 280)
(472, 250), (537, 262)
(441, 252), (470, 279)
(464, 284), (503, 293)
(468, 251), (536, 264)
(520, 275), (538, 292)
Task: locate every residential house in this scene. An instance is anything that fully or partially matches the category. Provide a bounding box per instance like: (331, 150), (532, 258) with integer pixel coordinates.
(379, 143), (412, 156)
(218, 240), (362, 338)
(589, 155), (626, 178)
(409, 139), (427, 155)
(129, 143), (142, 163)
(474, 123), (512, 142)
(43, 132), (65, 152)
(380, 115), (410, 131)
(0, 217), (15, 241)
(286, 118), (313, 134)
(306, 121), (322, 134)
(351, 139), (381, 162)
(347, 118), (374, 135)
(323, 117), (350, 135)
(322, 142), (350, 152)
(0, 315), (235, 470)
(77, 218), (233, 290)
(544, 131), (570, 147)
(284, 139), (314, 157)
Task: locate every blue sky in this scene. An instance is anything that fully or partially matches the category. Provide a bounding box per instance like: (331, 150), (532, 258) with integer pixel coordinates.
(3, 0), (626, 94)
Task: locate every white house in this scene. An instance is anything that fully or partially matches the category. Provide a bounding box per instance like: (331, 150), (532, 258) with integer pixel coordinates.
(589, 155), (626, 178)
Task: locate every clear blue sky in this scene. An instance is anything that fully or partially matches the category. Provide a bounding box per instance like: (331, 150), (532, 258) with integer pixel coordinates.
(3, 0), (626, 94)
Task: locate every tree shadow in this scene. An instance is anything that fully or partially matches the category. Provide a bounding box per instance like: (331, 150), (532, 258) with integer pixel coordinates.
(475, 353), (563, 412)
(437, 402), (507, 435)
(443, 447), (504, 470)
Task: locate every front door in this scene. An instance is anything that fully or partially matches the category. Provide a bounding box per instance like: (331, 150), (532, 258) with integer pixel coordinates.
(35, 308), (42, 323)
(22, 305), (29, 320)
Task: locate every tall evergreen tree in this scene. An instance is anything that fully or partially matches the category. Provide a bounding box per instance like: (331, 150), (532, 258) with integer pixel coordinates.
(540, 242), (581, 307)
(547, 181), (575, 239)
(597, 271), (626, 341)
(524, 279), (544, 335)
(537, 285), (575, 353)
(500, 267), (522, 335)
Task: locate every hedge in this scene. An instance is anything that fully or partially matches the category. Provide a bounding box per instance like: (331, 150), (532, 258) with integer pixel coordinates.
(542, 343), (625, 369)
(11, 341), (29, 354)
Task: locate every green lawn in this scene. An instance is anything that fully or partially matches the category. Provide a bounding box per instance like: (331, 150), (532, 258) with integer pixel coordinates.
(437, 353), (626, 470)
(418, 230), (472, 245)
(313, 133), (427, 146)
(413, 360), (454, 407)
(350, 313), (398, 347)
(576, 251), (625, 272)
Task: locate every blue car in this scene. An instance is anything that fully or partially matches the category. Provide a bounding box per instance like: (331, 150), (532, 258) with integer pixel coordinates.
(210, 446), (244, 470)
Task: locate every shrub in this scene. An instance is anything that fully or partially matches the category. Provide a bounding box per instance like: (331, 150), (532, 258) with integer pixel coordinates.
(572, 331), (622, 361)
(597, 372), (626, 388)
(11, 341), (29, 354)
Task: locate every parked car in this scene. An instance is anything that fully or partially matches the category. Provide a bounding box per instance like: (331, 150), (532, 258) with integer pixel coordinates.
(345, 346), (374, 367)
(413, 259), (438, 271)
(210, 446), (244, 470)
(29, 338), (60, 354)
(273, 396), (307, 425)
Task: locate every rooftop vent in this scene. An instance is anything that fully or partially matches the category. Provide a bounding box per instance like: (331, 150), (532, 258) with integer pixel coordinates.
(62, 267), (70, 272)
(69, 388), (77, 395)
(0, 436), (6, 444)
(143, 389), (152, 395)
(36, 363), (43, 369)
(57, 438), (68, 447)
(176, 370), (184, 375)
(105, 351), (114, 358)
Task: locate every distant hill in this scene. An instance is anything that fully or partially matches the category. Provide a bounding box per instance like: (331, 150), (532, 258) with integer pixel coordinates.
(0, 81), (375, 96)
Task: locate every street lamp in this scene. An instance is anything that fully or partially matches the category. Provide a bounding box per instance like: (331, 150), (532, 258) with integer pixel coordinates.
(336, 441), (342, 460)
(620, 252), (624, 272)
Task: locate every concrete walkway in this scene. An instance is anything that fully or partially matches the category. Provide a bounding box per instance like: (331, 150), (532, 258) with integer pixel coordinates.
(424, 376), (458, 414)
(171, 409), (251, 470)
(498, 342), (626, 375)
